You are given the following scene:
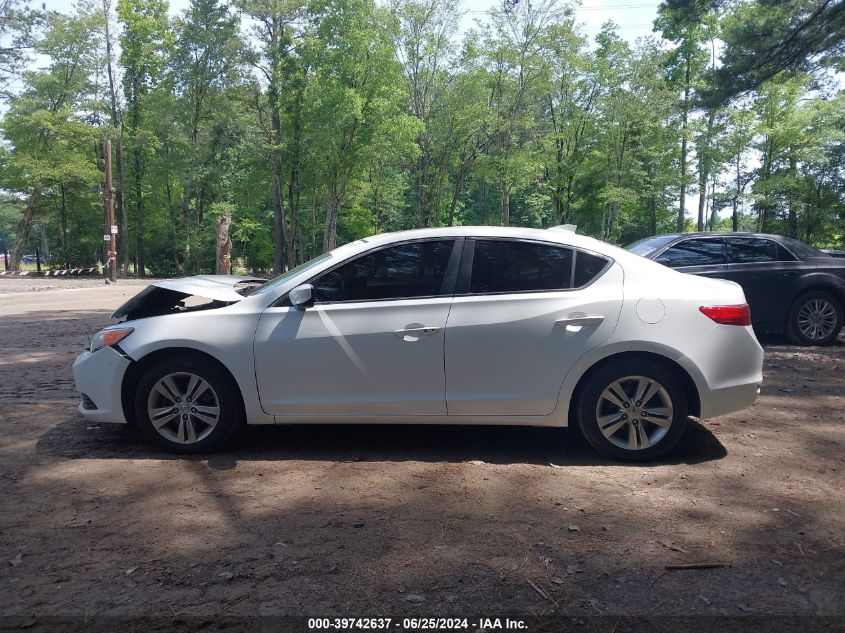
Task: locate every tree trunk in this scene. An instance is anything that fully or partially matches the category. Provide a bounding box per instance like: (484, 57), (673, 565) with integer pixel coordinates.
(324, 184), (340, 251)
(60, 183), (69, 268)
(10, 188), (42, 271)
(39, 223), (50, 264)
(103, 0), (128, 275)
(133, 147), (145, 277)
(287, 88), (304, 268)
(270, 99), (287, 274)
(787, 152), (798, 238)
(649, 195), (657, 236)
(310, 185), (317, 258)
(448, 168), (467, 227)
(216, 212), (232, 274)
(499, 183), (510, 227)
(696, 109), (715, 232)
(115, 139), (128, 275)
(678, 55), (690, 232)
(732, 155), (740, 232)
(416, 136), (429, 228)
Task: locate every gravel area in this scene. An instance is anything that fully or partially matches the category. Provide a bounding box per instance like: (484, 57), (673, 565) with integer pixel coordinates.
(0, 281), (843, 627)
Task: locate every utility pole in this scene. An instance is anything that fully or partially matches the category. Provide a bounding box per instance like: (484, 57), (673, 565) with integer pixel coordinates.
(103, 138), (117, 282)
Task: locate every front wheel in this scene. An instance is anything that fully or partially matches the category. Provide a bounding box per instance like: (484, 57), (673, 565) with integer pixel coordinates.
(577, 359), (688, 462)
(134, 356), (243, 453)
(787, 291), (842, 346)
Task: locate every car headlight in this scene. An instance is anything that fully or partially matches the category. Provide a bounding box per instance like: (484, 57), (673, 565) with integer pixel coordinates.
(90, 327), (134, 352)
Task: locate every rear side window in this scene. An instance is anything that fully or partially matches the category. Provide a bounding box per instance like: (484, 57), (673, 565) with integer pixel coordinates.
(314, 240), (455, 302)
(729, 237), (774, 263)
(573, 251), (609, 287)
(729, 237), (796, 263)
(469, 240), (573, 294)
(656, 238), (725, 267)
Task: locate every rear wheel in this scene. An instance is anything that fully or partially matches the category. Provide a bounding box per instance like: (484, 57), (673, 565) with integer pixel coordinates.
(788, 291), (842, 346)
(134, 356), (243, 453)
(577, 359), (688, 462)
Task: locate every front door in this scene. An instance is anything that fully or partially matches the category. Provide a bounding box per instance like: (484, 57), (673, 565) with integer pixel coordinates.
(254, 239), (461, 417)
(445, 239), (623, 416)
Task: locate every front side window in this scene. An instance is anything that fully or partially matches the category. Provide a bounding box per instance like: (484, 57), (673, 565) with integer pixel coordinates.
(314, 240), (455, 302)
(469, 240), (574, 294)
(655, 238), (725, 267)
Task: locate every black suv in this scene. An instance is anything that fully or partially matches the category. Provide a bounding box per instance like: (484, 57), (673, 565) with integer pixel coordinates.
(627, 232), (845, 345)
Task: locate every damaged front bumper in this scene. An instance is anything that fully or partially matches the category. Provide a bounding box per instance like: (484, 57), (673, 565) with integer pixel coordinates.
(72, 346), (132, 424)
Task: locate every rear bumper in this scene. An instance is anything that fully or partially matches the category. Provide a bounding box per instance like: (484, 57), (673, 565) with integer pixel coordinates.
(72, 347), (131, 424)
(683, 324), (763, 419)
(699, 381), (760, 419)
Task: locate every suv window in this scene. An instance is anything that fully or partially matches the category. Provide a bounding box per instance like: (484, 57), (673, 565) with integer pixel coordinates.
(730, 237), (796, 263)
(314, 240), (455, 302)
(655, 238), (725, 267)
(469, 240), (573, 294)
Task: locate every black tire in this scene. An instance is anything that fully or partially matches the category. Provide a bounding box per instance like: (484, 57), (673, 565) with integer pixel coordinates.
(577, 358), (688, 462)
(134, 355), (243, 454)
(787, 290), (843, 346)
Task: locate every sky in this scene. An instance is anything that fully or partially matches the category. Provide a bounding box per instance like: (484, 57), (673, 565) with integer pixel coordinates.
(39, 0), (664, 44)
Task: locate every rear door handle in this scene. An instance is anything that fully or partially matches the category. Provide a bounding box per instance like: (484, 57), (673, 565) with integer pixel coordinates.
(556, 313), (605, 327)
(394, 324), (441, 341)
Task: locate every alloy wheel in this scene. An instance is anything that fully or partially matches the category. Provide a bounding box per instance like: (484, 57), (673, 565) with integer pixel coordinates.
(797, 298), (838, 342)
(594, 375), (673, 450)
(146, 372), (220, 444)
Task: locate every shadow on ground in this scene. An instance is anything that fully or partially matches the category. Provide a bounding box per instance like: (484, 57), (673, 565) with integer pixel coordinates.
(36, 414), (727, 468)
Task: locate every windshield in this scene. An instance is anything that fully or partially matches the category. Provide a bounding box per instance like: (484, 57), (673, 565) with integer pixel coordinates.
(626, 235), (679, 256)
(247, 252), (334, 296)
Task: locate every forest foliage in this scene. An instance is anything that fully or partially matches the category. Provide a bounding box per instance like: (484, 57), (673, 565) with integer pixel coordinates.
(0, 0), (842, 276)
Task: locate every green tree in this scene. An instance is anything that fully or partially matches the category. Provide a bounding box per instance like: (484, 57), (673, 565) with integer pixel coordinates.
(118, 0), (172, 276)
(1, 10), (102, 270)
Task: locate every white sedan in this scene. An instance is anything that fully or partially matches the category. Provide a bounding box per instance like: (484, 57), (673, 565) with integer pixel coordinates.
(73, 226), (763, 461)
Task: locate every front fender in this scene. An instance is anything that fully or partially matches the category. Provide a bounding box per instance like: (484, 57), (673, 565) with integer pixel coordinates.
(117, 310), (274, 425)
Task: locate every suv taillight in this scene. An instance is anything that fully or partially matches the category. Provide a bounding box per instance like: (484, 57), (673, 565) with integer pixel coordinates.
(699, 304), (752, 326)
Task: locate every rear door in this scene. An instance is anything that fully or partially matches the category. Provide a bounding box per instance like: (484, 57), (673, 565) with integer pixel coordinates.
(444, 238), (623, 417)
(720, 237), (803, 330)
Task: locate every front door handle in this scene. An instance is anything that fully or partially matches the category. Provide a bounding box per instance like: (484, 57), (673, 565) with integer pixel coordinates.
(555, 313), (605, 328)
(394, 324), (441, 341)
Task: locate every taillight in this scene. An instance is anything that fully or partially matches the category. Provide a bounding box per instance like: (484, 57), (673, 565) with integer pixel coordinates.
(699, 304), (752, 326)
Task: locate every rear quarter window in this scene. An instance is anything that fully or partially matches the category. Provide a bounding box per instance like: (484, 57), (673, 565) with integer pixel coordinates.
(573, 251), (610, 287)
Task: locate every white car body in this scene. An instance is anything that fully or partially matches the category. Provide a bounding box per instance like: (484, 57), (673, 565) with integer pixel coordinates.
(73, 226), (763, 454)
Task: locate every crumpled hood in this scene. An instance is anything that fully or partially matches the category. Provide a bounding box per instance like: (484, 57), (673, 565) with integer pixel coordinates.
(112, 275), (264, 320)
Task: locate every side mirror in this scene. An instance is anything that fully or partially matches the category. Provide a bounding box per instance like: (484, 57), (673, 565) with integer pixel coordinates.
(289, 283), (314, 309)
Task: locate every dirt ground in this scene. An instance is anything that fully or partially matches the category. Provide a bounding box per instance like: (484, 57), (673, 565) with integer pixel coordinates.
(0, 278), (843, 628)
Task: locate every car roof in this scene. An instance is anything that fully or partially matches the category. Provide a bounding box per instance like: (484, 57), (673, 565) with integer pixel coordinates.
(351, 225), (615, 254)
(655, 232), (792, 241)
